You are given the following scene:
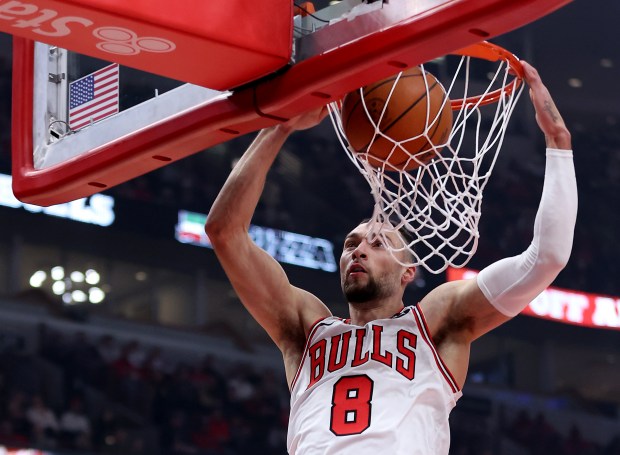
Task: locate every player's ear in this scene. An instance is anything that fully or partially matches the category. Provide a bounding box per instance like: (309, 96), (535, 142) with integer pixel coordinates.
(402, 266), (416, 285)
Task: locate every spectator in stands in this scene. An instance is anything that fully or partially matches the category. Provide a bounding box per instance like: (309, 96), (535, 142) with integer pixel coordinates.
(191, 409), (232, 453)
(530, 412), (561, 454)
(227, 366), (257, 411)
(113, 340), (145, 376)
(111, 340), (147, 408)
(25, 395), (59, 447)
(508, 409), (533, 446)
(160, 409), (196, 455)
(194, 370), (227, 414)
(92, 406), (120, 449)
(0, 418), (29, 448)
(192, 355), (229, 413)
(227, 414), (255, 454)
(59, 395), (92, 449)
(66, 331), (107, 390)
(5, 390), (30, 438)
(167, 363), (199, 413)
(141, 347), (175, 384)
(38, 325), (71, 364)
(102, 427), (144, 455)
(563, 424), (597, 455)
(97, 334), (120, 364)
(604, 434), (620, 455)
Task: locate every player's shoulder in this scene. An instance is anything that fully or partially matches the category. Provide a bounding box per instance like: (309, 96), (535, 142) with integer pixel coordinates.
(292, 286), (333, 335)
(417, 279), (471, 327)
(420, 279), (464, 306)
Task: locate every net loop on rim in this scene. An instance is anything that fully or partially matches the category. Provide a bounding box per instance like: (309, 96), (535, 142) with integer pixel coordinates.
(328, 41), (525, 274)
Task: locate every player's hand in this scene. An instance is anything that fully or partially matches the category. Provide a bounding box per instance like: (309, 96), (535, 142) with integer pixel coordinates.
(281, 105), (330, 132)
(522, 61), (571, 150)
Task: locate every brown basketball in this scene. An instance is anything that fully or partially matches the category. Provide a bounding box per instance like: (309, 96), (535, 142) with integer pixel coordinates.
(341, 66), (452, 171)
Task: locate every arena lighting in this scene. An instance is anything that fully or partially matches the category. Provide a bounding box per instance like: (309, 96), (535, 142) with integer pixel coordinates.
(85, 269), (100, 285)
(568, 78), (583, 88)
(71, 290), (87, 302)
(447, 268), (620, 331)
(29, 270), (46, 287)
(29, 266), (107, 305)
(134, 271), (148, 282)
(89, 287), (105, 304)
(52, 280), (65, 295)
(70, 271), (84, 282)
(51, 266), (64, 280)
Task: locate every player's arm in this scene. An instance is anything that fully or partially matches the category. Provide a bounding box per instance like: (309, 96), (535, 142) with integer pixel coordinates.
(205, 108), (332, 352)
(421, 61), (577, 343)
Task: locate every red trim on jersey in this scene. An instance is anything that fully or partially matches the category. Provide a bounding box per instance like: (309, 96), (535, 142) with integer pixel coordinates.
(411, 306), (461, 393)
(289, 317), (330, 391)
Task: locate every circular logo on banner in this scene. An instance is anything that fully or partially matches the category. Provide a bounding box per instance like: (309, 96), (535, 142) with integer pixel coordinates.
(93, 26), (176, 56)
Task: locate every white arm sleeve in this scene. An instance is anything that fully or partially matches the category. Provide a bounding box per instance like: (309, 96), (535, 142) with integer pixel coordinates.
(476, 148), (578, 317)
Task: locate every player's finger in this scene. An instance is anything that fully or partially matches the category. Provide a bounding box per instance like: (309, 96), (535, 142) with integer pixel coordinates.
(521, 61), (542, 86)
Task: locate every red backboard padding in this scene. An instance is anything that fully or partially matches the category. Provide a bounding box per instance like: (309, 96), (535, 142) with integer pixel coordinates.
(11, 0), (573, 206)
(0, 0), (292, 89)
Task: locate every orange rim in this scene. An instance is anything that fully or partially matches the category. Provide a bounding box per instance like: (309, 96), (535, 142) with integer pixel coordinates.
(448, 41), (523, 110)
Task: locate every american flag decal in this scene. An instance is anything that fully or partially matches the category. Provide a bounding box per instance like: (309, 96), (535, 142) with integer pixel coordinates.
(68, 63), (120, 131)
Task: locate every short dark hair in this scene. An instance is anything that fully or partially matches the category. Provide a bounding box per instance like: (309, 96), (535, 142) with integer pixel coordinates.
(358, 217), (416, 262)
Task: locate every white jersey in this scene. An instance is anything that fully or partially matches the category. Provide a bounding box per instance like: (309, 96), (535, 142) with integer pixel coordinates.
(287, 305), (462, 455)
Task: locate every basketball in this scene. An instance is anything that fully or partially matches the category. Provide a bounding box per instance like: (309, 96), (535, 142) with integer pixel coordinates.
(341, 66), (452, 171)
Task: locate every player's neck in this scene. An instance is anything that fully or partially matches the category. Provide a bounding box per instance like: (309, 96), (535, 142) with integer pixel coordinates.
(347, 297), (405, 326)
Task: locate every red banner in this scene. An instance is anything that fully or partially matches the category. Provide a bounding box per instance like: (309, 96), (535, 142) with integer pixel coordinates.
(447, 268), (620, 330)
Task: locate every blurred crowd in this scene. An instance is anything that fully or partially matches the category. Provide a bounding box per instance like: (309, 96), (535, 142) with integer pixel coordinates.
(0, 326), (290, 455)
(450, 406), (620, 455)
(0, 325), (617, 455)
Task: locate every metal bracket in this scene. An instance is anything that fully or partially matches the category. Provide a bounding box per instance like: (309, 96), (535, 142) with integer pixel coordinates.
(48, 73), (66, 84)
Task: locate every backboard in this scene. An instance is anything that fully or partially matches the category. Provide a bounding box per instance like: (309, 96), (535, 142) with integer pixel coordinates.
(8, 0), (572, 206)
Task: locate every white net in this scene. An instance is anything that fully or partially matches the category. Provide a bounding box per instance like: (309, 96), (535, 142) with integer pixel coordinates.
(328, 43), (525, 274)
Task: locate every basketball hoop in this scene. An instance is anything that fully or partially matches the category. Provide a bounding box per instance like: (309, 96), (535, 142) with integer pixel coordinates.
(328, 41), (525, 274)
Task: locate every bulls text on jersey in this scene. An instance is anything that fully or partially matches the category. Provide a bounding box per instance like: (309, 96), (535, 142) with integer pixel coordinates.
(306, 323), (417, 389)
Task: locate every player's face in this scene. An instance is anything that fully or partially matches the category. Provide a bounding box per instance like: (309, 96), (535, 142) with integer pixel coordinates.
(340, 222), (407, 303)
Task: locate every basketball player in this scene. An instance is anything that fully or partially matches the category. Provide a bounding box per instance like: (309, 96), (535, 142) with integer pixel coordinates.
(204, 61), (576, 454)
